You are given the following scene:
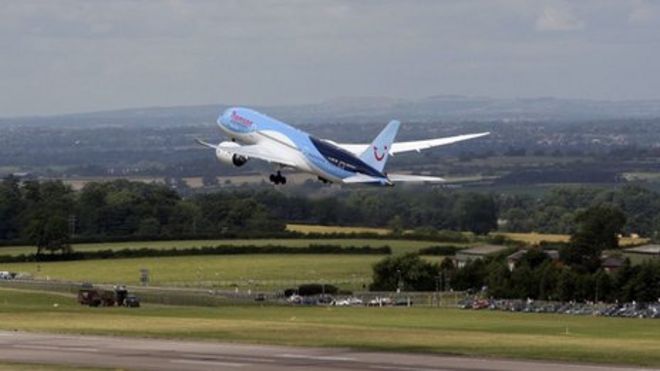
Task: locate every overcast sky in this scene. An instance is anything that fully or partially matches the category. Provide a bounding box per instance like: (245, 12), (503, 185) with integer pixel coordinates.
(1, 0), (659, 116)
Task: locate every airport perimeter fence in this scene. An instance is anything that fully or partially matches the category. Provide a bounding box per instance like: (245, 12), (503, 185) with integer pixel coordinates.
(0, 279), (258, 306)
(0, 278), (467, 308)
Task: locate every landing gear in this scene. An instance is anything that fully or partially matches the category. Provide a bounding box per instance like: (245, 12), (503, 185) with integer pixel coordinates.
(269, 171), (287, 185)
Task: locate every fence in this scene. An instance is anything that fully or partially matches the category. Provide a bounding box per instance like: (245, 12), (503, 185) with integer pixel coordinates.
(0, 278), (466, 308)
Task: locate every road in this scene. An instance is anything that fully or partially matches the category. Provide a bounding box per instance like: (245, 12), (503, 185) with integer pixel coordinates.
(0, 331), (654, 371)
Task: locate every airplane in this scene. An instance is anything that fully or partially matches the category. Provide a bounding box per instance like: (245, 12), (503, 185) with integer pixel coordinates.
(196, 107), (489, 186)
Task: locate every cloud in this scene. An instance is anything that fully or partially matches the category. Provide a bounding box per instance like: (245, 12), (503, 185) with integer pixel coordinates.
(629, 0), (660, 25)
(535, 5), (585, 31)
(0, 1), (659, 116)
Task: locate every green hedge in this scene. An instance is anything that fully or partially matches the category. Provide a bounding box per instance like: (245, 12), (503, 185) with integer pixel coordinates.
(0, 244), (392, 263)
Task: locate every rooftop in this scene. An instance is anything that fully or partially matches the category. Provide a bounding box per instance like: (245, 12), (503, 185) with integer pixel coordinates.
(458, 244), (509, 256)
(625, 245), (660, 255)
(601, 256), (626, 268)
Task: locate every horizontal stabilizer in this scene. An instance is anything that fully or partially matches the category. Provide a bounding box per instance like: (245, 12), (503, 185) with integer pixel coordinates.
(342, 174), (391, 185)
(387, 174), (445, 182)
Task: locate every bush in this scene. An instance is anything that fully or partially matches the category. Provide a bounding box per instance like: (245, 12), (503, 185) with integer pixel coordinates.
(369, 253), (440, 291)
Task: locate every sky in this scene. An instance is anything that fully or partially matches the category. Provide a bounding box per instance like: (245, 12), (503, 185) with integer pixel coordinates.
(1, 0), (659, 116)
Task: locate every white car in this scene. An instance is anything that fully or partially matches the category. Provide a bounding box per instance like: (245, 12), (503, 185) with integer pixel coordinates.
(332, 297), (364, 306)
(287, 294), (303, 304)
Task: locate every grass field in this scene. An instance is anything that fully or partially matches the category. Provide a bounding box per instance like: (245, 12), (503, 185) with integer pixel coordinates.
(0, 238), (451, 257)
(1, 289), (659, 367)
(0, 255), (384, 290)
(0, 363), (104, 371)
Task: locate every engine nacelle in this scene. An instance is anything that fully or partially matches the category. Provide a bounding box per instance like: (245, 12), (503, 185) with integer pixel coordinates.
(215, 141), (248, 167)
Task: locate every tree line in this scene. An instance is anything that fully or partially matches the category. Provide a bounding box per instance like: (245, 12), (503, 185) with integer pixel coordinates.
(499, 185), (660, 238)
(0, 177), (502, 252)
(3, 176), (660, 254)
(0, 177), (285, 253)
(370, 205), (660, 303)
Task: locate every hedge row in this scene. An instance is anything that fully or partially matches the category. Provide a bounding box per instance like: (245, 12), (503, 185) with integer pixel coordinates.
(0, 244), (392, 263)
(0, 229), (478, 247)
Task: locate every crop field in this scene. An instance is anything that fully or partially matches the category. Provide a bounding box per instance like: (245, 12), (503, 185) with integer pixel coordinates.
(0, 238), (450, 257)
(498, 232), (648, 246)
(1, 289), (659, 367)
(286, 224), (391, 235)
(0, 255), (385, 290)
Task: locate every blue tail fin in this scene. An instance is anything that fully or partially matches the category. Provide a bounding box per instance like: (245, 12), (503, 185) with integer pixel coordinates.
(359, 120), (400, 172)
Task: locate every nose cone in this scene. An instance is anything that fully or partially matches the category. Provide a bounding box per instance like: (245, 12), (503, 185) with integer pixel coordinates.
(217, 107), (235, 127)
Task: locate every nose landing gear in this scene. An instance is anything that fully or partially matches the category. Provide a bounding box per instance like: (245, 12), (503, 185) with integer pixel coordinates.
(269, 171), (287, 185)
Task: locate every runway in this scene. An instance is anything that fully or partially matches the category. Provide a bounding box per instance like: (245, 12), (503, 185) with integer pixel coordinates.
(0, 331), (653, 371)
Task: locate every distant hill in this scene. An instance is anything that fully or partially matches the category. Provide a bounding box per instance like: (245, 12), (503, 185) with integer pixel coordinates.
(3, 95), (660, 128)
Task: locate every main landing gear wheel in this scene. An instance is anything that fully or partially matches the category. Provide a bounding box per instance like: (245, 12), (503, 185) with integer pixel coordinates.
(269, 171), (287, 185)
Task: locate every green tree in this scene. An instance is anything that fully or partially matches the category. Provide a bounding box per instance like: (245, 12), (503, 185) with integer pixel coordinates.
(387, 215), (404, 236)
(538, 262), (559, 300)
(0, 176), (23, 240)
(518, 248), (550, 269)
(137, 217), (160, 237)
(593, 269), (612, 302)
(556, 268), (577, 302)
(453, 193), (498, 235)
(26, 215), (71, 255)
(562, 205), (626, 272)
(369, 253), (440, 291)
(485, 260), (511, 298)
(451, 259), (488, 291)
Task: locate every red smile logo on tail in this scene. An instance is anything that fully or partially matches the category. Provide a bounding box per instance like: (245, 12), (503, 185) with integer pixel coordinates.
(373, 145), (388, 161)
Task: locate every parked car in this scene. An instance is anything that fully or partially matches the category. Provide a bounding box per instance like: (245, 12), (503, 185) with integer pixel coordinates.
(287, 294), (303, 304)
(317, 295), (334, 305)
(124, 294), (141, 308)
(367, 297), (393, 306)
(332, 297), (364, 306)
(0, 271), (16, 280)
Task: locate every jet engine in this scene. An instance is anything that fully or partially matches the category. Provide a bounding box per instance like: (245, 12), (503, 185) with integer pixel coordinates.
(215, 141), (248, 167)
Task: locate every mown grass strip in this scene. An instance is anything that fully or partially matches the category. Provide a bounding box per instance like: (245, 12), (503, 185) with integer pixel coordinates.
(1, 289), (659, 367)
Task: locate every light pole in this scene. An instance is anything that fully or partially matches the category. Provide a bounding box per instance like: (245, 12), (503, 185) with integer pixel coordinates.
(435, 275), (442, 308)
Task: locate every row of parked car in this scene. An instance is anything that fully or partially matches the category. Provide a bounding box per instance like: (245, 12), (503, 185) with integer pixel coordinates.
(0, 271), (17, 280)
(285, 295), (413, 307)
(459, 298), (660, 319)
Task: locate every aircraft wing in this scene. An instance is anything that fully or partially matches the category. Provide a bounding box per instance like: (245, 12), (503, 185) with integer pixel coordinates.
(195, 138), (218, 149)
(195, 139), (297, 167)
(336, 132), (490, 156)
(221, 144), (297, 167)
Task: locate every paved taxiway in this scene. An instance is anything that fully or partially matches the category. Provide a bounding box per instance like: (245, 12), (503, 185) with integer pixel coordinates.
(0, 331), (654, 371)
